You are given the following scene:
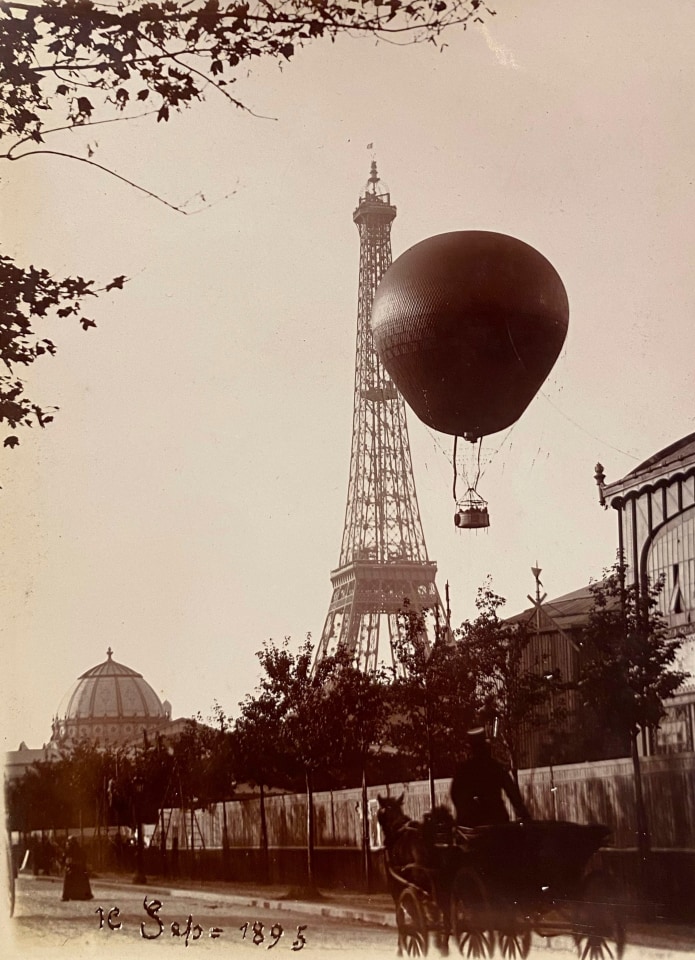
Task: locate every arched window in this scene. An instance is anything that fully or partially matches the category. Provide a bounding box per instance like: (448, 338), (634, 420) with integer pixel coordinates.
(645, 505), (695, 621)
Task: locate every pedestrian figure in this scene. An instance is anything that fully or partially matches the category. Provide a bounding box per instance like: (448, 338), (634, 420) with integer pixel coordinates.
(61, 837), (93, 901)
(451, 728), (530, 827)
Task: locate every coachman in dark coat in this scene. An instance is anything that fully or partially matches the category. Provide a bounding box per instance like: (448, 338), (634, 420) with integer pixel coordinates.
(451, 729), (530, 827)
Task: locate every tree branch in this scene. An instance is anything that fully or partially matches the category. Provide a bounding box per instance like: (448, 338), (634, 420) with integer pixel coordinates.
(2, 1), (473, 35)
(3, 110), (158, 159)
(35, 45), (218, 75)
(165, 51), (277, 120)
(6, 147), (192, 214)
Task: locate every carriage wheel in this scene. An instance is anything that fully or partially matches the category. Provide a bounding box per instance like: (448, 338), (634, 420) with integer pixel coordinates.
(497, 924), (531, 959)
(451, 868), (494, 959)
(397, 886), (430, 957)
(572, 871), (626, 960)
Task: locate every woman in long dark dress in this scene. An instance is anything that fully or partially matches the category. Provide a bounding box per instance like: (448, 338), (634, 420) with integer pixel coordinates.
(61, 837), (93, 901)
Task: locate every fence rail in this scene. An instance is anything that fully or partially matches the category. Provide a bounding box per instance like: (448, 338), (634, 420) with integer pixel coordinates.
(158, 752), (695, 853)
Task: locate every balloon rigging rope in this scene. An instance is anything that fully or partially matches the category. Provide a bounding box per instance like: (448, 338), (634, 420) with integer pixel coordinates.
(451, 435), (485, 502)
(505, 319), (639, 461)
(539, 389), (640, 461)
(479, 423), (516, 481)
(452, 435), (458, 502)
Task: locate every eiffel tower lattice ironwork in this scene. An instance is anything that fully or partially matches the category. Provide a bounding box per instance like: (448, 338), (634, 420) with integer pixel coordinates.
(315, 162), (445, 672)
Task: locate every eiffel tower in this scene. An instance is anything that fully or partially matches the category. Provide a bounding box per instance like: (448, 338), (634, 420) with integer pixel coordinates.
(314, 163), (445, 672)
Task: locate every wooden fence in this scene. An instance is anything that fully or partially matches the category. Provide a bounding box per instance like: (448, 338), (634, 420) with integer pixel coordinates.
(518, 753), (695, 849)
(160, 752), (695, 854)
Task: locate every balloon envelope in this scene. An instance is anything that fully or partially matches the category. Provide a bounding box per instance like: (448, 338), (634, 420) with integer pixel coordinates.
(371, 231), (569, 439)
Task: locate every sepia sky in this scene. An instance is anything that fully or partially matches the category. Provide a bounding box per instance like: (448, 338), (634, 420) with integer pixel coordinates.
(2, 0), (694, 751)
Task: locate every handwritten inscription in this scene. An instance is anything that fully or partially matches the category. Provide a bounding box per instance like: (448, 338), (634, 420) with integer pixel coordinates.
(240, 920), (307, 950)
(96, 897), (307, 949)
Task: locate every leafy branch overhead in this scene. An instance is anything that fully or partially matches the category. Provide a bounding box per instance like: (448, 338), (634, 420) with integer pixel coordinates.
(0, 254), (129, 446)
(0, 0), (492, 456)
(1, 1), (492, 147)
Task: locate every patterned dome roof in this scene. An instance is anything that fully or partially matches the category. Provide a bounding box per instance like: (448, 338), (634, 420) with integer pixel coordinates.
(57, 648), (167, 722)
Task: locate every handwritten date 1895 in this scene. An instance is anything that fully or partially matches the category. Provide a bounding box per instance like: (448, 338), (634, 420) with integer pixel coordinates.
(95, 897), (307, 949)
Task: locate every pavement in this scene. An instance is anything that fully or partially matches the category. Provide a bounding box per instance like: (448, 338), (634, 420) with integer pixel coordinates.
(79, 872), (695, 953)
(91, 872), (396, 928)
(22, 869), (695, 954)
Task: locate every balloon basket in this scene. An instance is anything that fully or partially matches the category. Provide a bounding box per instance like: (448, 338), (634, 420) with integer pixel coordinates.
(454, 490), (490, 530)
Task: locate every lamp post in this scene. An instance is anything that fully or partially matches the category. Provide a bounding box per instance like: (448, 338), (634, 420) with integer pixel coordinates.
(132, 776), (147, 885)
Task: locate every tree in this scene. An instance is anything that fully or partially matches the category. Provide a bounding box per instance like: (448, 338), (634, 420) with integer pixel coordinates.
(457, 580), (562, 780)
(62, 739), (108, 839)
(578, 561), (689, 893)
(249, 635), (346, 893)
(323, 648), (391, 890)
(6, 757), (70, 835)
(0, 0), (492, 452)
(327, 649), (390, 782)
(234, 680), (294, 882)
(202, 702), (238, 875)
(389, 600), (480, 807)
(181, 710), (237, 808)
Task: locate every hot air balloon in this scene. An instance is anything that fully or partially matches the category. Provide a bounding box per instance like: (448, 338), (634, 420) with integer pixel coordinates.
(371, 231), (569, 528)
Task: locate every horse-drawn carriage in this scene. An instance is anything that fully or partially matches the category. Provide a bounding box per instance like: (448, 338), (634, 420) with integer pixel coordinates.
(377, 795), (625, 959)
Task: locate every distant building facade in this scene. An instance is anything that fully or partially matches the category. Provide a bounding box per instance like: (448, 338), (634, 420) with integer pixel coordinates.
(508, 432), (695, 767)
(507, 583), (629, 768)
(598, 431), (695, 755)
(5, 648), (176, 781)
(49, 647), (172, 748)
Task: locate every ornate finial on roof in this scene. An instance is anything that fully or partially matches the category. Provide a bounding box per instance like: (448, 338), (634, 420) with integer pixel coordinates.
(594, 462), (607, 508)
(106, 646), (113, 659)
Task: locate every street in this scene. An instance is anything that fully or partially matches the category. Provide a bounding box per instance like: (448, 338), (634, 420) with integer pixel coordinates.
(5, 875), (691, 960)
(7, 876), (398, 959)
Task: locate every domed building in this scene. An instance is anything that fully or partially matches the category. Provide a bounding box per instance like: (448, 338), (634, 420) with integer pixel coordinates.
(49, 647), (172, 748)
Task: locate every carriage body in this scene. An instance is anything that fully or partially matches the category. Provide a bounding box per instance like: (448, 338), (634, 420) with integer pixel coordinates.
(456, 819), (608, 907)
(450, 820), (624, 958)
(380, 805), (624, 959)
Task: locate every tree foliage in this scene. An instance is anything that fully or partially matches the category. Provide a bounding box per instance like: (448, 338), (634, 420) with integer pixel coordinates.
(456, 580), (561, 773)
(249, 635), (347, 789)
(0, 254), (128, 447)
(1, 0), (492, 146)
(0, 0), (492, 454)
(389, 600), (479, 783)
(388, 585), (560, 785)
(578, 560), (690, 881)
(6, 739), (125, 832)
(6, 754), (71, 832)
(322, 646), (391, 784)
(5, 717), (237, 836)
(579, 562), (689, 744)
(245, 634), (358, 888)
(235, 665), (287, 793)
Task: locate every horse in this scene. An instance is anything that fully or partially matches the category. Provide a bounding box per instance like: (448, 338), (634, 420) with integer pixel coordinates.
(377, 794), (460, 956)
(377, 794), (425, 889)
